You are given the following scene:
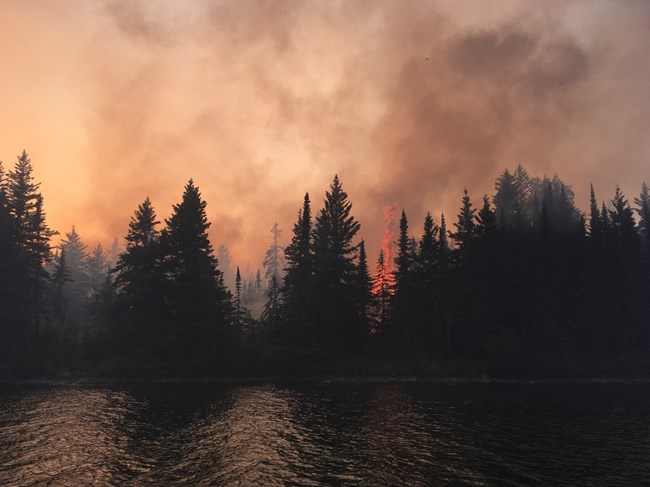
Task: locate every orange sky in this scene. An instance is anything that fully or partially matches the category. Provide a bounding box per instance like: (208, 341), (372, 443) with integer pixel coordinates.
(1, 0), (648, 273)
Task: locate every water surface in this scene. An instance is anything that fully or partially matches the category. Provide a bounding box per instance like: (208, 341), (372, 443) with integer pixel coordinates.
(1, 381), (648, 485)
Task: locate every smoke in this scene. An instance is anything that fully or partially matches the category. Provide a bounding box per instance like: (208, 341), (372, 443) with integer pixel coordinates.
(0, 0), (648, 264)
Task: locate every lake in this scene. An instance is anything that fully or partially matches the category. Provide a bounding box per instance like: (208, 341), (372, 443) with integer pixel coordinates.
(0, 381), (649, 485)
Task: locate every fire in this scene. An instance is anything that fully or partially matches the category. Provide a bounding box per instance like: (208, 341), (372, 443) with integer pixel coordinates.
(381, 204), (396, 275)
(372, 203), (397, 296)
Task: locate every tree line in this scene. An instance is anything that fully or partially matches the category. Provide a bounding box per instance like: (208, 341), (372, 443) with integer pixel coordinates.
(1, 151), (649, 377)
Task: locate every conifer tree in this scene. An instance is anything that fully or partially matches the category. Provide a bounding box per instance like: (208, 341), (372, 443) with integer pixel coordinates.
(393, 210), (411, 287)
(86, 243), (109, 297)
(418, 212), (438, 273)
(494, 169), (517, 227)
(372, 249), (391, 331)
(476, 195), (497, 237)
(609, 186), (637, 247)
(0, 161), (19, 351)
(283, 193), (314, 332)
(234, 266), (242, 329)
(353, 240), (373, 334)
(452, 188), (476, 251)
(312, 175), (362, 353)
(51, 249), (72, 327)
(6, 151), (54, 350)
(391, 210), (418, 352)
(634, 183), (650, 245)
(112, 197), (168, 363)
(263, 223), (284, 285)
(59, 226), (89, 321)
(255, 269), (263, 298)
(588, 184), (602, 244)
(162, 180), (231, 362)
(107, 238), (119, 269)
(261, 275), (282, 329)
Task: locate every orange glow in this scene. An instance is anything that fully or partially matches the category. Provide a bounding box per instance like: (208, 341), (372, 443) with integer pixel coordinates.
(372, 204), (396, 298)
(0, 2), (649, 270)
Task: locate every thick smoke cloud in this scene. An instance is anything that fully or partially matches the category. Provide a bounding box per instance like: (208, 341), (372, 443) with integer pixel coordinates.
(0, 0), (648, 265)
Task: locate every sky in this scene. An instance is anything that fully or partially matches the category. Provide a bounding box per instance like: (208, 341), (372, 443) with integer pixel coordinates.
(0, 0), (648, 272)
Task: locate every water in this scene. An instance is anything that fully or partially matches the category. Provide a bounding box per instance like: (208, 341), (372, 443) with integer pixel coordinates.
(1, 382), (649, 486)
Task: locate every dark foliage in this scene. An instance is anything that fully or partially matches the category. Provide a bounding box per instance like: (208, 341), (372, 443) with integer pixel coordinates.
(1, 155), (649, 378)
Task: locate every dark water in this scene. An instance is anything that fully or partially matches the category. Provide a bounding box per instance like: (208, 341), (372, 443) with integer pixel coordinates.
(1, 382), (649, 486)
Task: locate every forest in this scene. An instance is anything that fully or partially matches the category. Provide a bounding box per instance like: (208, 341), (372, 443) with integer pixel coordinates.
(1, 150), (649, 378)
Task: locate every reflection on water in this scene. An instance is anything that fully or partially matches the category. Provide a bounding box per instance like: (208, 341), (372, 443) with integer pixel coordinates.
(1, 382), (649, 485)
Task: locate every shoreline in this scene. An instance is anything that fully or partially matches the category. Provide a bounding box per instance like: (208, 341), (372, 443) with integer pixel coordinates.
(3, 375), (650, 386)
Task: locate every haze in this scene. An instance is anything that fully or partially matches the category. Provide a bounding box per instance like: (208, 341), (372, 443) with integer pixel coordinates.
(1, 0), (648, 265)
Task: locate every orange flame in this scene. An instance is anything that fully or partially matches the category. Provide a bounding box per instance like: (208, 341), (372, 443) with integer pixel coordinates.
(381, 203), (397, 276)
(372, 203), (397, 297)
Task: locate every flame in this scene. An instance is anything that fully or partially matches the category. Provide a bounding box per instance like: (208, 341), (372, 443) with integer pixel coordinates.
(381, 203), (397, 276)
(372, 203), (397, 297)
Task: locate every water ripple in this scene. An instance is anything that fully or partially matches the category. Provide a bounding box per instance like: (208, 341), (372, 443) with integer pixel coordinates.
(0, 383), (649, 485)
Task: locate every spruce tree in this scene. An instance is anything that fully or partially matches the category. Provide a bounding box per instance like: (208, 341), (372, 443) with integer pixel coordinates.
(6, 151), (54, 352)
(476, 195), (497, 237)
(391, 210), (416, 351)
(609, 186), (638, 248)
(372, 249), (391, 332)
(263, 223), (284, 285)
(353, 240), (373, 335)
(59, 226), (89, 321)
(0, 161), (19, 355)
(633, 183), (650, 246)
(588, 184), (601, 245)
(494, 169), (517, 227)
(312, 175), (362, 354)
(261, 275), (282, 329)
(162, 180), (231, 365)
(112, 197), (168, 364)
(234, 266), (242, 329)
(452, 188), (476, 251)
(283, 192), (314, 332)
(86, 243), (109, 297)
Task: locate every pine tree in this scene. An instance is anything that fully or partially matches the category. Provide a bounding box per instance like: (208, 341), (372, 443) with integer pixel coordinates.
(112, 197), (166, 361)
(437, 213), (453, 358)
(107, 238), (119, 269)
(391, 210), (418, 352)
(162, 180), (232, 363)
(86, 243), (109, 297)
(439, 214), (450, 257)
(494, 169), (517, 227)
(393, 210), (412, 292)
(609, 186), (637, 248)
(0, 161), (19, 352)
(353, 240), (373, 334)
(588, 184), (601, 245)
(312, 175), (362, 353)
(372, 249), (391, 331)
(513, 164), (532, 227)
(234, 266), (243, 329)
(283, 192), (314, 331)
(263, 223), (284, 285)
(633, 183), (650, 245)
(255, 269), (263, 298)
(261, 275), (282, 329)
(6, 151), (54, 351)
(418, 212), (438, 272)
(476, 195), (497, 237)
(452, 188), (476, 251)
(59, 226), (89, 321)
